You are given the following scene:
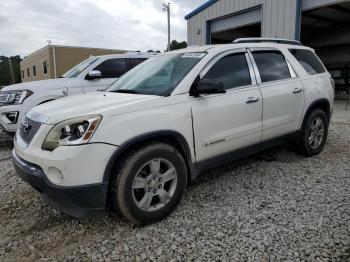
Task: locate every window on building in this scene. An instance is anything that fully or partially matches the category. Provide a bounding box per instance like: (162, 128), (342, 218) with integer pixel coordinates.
(128, 58), (148, 70)
(33, 65), (36, 76)
(27, 68), (30, 77)
(289, 49), (325, 75)
(21, 70), (24, 79)
(94, 58), (128, 78)
(202, 53), (252, 90)
(252, 50), (291, 83)
(43, 61), (48, 74)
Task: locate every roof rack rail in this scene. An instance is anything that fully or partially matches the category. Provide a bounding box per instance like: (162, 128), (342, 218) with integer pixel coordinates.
(126, 51), (158, 55)
(233, 38), (302, 46)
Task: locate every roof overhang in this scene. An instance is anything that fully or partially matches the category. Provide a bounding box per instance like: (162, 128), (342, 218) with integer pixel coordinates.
(185, 0), (218, 20)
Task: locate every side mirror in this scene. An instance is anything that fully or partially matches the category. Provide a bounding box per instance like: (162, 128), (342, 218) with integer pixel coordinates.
(190, 78), (226, 96)
(86, 70), (102, 80)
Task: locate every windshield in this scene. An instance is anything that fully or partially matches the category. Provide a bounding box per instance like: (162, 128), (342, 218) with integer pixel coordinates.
(107, 52), (206, 96)
(62, 57), (99, 78)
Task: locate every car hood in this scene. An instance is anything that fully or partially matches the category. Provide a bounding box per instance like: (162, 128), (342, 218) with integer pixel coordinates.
(28, 92), (160, 124)
(1, 78), (80, 92)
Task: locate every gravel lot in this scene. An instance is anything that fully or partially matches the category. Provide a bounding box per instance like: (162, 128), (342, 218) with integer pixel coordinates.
(0, 102), (349, 261)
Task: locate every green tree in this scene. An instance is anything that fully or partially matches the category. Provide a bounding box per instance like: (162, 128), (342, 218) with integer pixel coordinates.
(10, 55), (22, 84)
(0, 55), (22, 86)
(168, 40), (187, 51)
(0, 56), (11, 86)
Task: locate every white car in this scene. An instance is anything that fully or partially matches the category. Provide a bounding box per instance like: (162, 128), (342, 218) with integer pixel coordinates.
(0, 53), (155, 134)
(13, 38), (334, 224)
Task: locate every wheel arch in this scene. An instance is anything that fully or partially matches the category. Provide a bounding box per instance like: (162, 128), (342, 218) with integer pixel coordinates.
(102, 130), (196, 186)
(301, 98), (331, 129)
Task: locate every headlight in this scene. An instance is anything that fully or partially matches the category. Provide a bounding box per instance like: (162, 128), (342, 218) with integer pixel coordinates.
(42, 115), (102, 151)
(0, 90), (33, 104)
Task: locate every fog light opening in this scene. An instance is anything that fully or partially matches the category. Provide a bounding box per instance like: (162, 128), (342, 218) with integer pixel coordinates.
(47, 167), (64, 185)
(5, 111), (19, 124)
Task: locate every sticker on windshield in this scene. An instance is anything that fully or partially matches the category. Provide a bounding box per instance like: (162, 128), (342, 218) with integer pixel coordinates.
(182, 52), (206, 59)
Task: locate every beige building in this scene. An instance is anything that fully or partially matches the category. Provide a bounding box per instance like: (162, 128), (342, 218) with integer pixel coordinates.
(20, 45), (127, 82)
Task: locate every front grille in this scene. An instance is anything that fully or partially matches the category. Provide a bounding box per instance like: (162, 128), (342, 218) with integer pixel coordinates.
(19, 116), (41, 145)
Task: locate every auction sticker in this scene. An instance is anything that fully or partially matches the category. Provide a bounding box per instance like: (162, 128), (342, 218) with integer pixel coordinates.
(182, 52), (206, 59)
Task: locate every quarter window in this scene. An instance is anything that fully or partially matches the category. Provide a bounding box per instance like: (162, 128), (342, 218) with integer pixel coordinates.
(94, 58), (128, 78)
(252, 51), (291, 83)
(289, 49), (325, 75)
(202, 53), (252, 90)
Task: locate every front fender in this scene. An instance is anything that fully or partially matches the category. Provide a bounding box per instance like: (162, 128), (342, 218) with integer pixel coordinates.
(92, 102), (195, 163)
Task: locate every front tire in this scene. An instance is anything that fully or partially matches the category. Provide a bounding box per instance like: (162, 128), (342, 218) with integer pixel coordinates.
(109, 143), (187, 225)
(298, 108), (329, 156)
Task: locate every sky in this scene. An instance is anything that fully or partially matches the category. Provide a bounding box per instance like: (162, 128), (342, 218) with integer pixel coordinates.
(0, 0), (205, 57)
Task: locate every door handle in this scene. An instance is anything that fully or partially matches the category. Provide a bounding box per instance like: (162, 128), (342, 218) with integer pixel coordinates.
(293, 87), (303, 94)
(246, 97), (259, 104)
(62, 87), (69, 96)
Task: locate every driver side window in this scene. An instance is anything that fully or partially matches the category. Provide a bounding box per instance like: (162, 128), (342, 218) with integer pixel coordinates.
(94, 58), (128, 78)
(202, 53), (252, 90)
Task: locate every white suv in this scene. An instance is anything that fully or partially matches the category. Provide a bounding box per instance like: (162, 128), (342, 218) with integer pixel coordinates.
(13, 39), (334, 224)
(0, 53), (155, 135)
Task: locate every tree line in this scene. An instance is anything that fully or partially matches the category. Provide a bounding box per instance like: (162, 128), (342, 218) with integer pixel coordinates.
(147, 40), (188, 53)
(0, 56), (22, 87)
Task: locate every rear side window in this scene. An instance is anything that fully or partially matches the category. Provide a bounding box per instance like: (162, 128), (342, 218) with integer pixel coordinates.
(202, 53), (251, 90)
(289, 49), (325, 75)
(252, 51), (291, 83)
(129, 58), (148, 69)
(94, 58), (128, 78)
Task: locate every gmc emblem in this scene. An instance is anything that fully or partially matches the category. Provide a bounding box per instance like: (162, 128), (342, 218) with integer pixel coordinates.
(21, 121), (32, 135)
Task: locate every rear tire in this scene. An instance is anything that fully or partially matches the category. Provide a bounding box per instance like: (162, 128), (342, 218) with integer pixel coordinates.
(298, 109), (329, 156)
(109, 143), (187, 225)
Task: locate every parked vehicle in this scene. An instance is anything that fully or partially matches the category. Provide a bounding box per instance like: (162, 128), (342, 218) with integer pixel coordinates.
(0, 53), (156, 135)
(13, 38), (334, 224)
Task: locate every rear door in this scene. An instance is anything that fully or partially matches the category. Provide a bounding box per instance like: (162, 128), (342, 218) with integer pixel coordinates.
(82, 58), (128, 92)
(191, 49), (263, 162)
(248, 48), (305, 141)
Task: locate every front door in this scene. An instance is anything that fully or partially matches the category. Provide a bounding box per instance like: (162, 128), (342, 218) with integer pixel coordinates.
(191, 50), (263, 162)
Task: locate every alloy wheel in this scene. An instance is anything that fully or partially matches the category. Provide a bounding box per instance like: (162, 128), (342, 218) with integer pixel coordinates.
(131, 158), (178, 212)
(308, 117), (325, 149)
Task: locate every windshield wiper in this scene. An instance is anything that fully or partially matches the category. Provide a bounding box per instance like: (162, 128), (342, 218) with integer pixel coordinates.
(113, 89), (141, 94)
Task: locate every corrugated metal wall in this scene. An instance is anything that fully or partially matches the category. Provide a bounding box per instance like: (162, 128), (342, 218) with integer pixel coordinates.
(187, 0), (298, 45)
(262, 0), (298, 40)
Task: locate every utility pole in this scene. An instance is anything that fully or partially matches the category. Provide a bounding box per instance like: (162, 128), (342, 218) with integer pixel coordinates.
(47, 40), (57, 78)
(9, 58), (15, 84)
(162, 2), (171, 52)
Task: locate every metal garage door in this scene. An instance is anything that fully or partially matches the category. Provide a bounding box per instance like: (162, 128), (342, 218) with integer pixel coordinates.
(211, 8), (262, 33)
(303, 0), (345, 11)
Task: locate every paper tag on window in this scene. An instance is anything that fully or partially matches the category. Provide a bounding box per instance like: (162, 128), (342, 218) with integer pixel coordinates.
(182, 52), (206, 59)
